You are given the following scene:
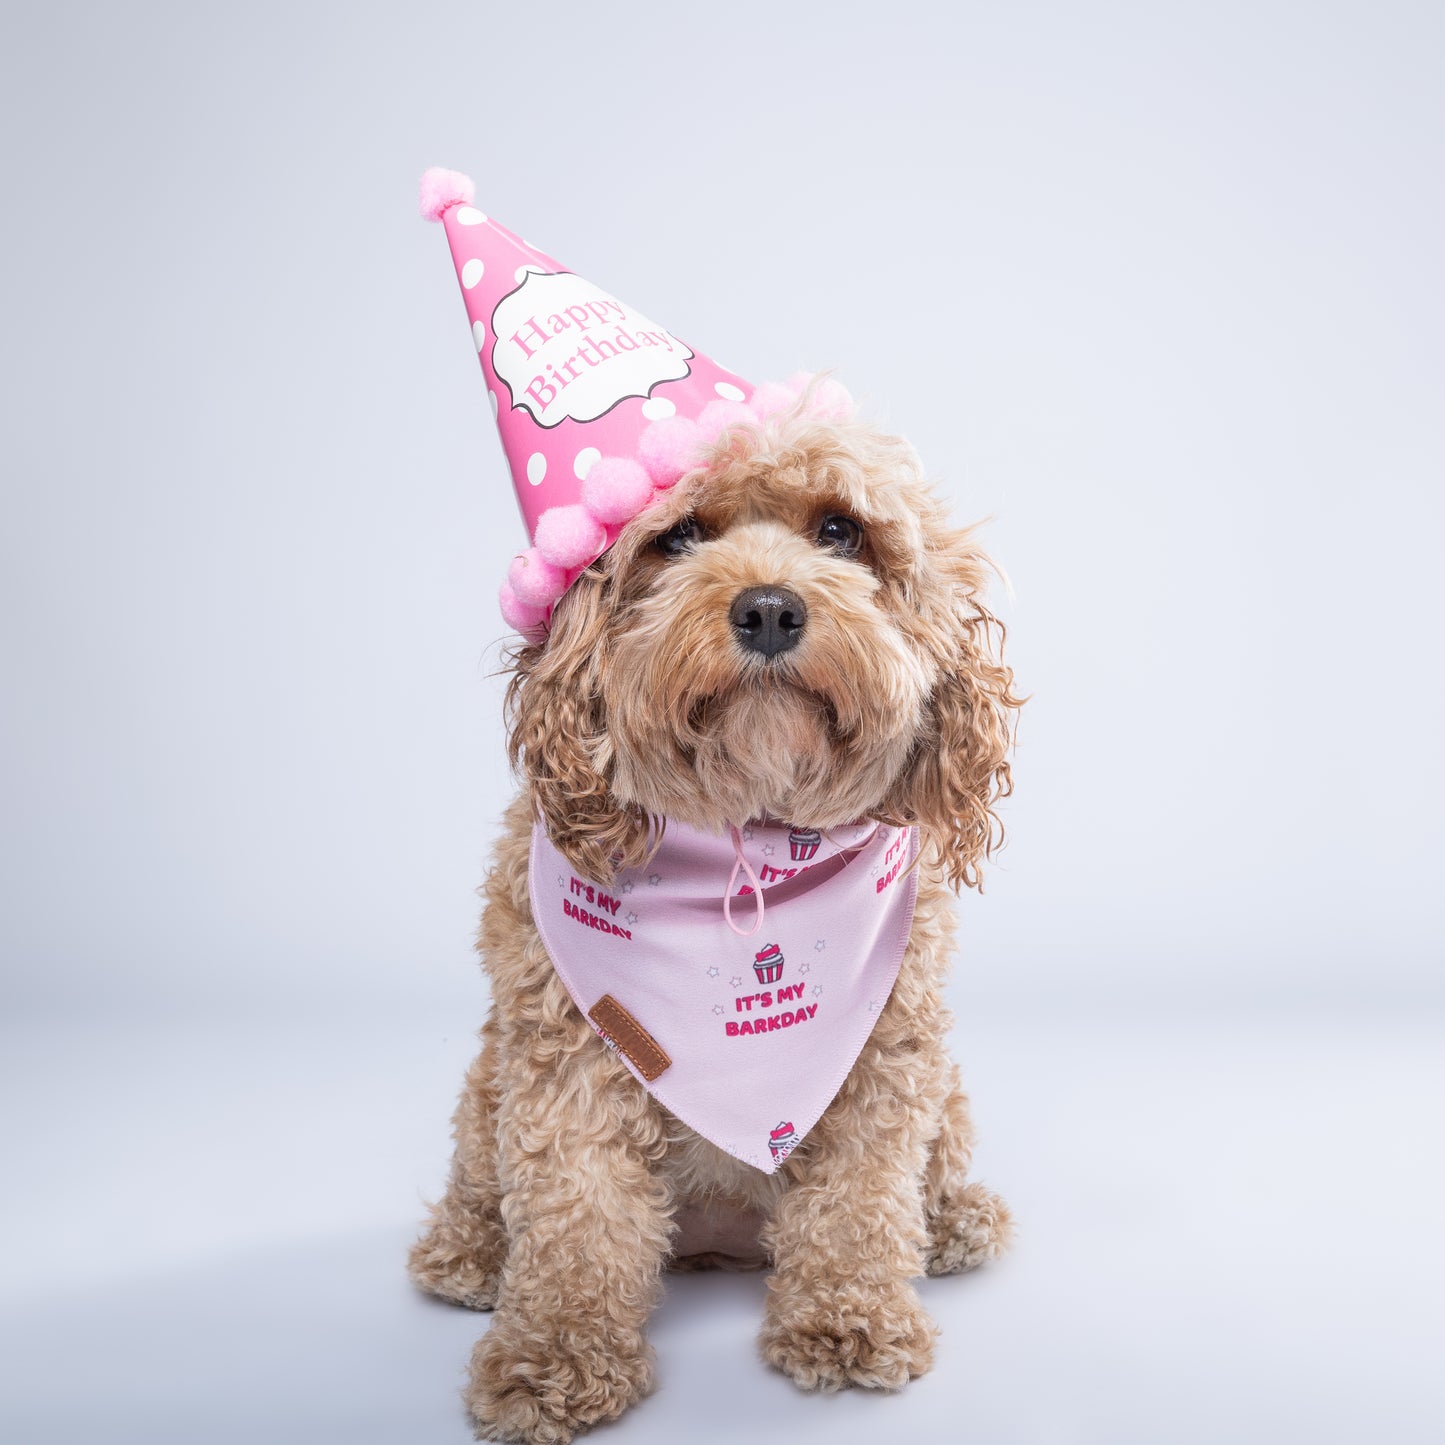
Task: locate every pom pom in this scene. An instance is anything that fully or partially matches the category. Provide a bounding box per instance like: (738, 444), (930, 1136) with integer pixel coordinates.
(418, 167), (475, 221)
(697, 398), (758, 440)
(507, 548), (567, 608)
(582, 457), (653, 524)
(534, 504), (607, 569)
(782, 371), (854, 420)
(638, 416), (705, 488)
(498, 582), (548, 634)
(750, 381), (797, 419)
(808, 376), (854, 420)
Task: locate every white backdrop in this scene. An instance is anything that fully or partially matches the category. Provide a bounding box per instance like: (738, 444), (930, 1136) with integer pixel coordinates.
(3, 2), (1441, 1018)
(2, 4), (1442, 1443)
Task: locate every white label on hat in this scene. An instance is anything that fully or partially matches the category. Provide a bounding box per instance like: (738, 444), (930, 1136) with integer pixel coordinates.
(490, 271), (693, 428)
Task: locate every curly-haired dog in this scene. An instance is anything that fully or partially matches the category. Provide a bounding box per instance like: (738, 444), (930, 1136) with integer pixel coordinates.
(409, 398), (1021, 1443)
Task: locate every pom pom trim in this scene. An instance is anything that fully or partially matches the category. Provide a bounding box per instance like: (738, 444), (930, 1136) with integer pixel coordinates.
(493, 375), (854, 635)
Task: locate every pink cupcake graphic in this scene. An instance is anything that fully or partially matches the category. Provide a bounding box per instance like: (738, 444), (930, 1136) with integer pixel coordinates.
(788, 826), (821, 861)
(753, 943), (784, 984)
(768, 1121), (798, 1161)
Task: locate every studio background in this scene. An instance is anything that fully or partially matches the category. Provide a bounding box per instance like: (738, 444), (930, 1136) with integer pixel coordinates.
(2, 3), (1441, 1442)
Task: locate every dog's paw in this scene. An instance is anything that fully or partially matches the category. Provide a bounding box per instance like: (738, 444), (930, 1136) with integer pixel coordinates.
(760, 1286), (937, 1392)
(466, 1314), (654, 1444)
(408, 1224), (504, 1311)
(924, 1182), (1015, 1276)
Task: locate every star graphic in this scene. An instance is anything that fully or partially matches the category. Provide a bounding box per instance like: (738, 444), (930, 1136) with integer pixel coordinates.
(868, 998), (881, 1012)
(648, 873), (662, 886)
(761, 844), (775, 856)
(621, 881), (634, 894)
(706, 965), (720, 978)
(626, 912), (638, 925)
(712, 1004), (724, 1016)
(798, 961), (810, 976)
(741, 827), (754, 842)
(812, 984), (823, 997)
(557, 875), (566, 888)
(814, 939), (826, 952)
(729, 975), (743, 988)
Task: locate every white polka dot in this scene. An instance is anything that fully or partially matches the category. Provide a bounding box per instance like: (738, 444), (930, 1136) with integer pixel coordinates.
(714, 381), (746, 402)
(488, 390), (498, 417)
(455, 206), (487, 226)
(461, 258), (484, 289)
(471, 319), (486, 350)
(641, 396), (676, 420)
(527, 453), (547, 486)
(573, 447), (601, 480)
(514, 264), (539, 283)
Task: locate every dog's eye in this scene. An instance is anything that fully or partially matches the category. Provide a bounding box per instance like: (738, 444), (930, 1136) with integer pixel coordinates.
(655, 518), (706, 557)
(816, 514), (864, 557)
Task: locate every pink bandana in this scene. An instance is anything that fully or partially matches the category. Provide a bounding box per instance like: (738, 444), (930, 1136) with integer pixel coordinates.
(530, 817), (920, 1173)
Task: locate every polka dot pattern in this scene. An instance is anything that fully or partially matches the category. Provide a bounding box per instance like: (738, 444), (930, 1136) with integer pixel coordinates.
(424, 178), (864, 634)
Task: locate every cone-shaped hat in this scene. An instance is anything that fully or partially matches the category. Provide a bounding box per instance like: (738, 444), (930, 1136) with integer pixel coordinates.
(420, 168), (849, 636)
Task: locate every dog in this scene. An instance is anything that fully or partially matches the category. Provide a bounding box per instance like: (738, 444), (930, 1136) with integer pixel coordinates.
(408, 394), (1021, 1443)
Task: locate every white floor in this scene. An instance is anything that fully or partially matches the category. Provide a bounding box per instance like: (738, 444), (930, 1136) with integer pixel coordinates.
(3, 1008), (1441, 1444)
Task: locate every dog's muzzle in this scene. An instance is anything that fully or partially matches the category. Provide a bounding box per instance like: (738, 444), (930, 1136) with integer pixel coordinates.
(730, 585), (806, 659)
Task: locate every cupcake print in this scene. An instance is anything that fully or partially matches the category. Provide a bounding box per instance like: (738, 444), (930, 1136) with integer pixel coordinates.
(754, 943), (784, 984)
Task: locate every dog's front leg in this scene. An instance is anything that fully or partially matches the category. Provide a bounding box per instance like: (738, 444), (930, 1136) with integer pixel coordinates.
(759, 1036), (942, 1392)
(467, 996), (672, 1445)
(409, 1016), (507, 1309)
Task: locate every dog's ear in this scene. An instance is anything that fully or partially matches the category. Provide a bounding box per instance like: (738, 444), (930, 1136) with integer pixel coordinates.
(505, 574), (650, 884)
(884, 526), (1023, 890)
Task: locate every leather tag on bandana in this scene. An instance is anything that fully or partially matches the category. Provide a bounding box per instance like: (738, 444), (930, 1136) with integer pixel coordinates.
(588, 994), (671, 1081)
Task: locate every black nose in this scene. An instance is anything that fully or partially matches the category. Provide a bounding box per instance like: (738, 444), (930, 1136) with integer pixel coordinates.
(730, 585), (807, 659)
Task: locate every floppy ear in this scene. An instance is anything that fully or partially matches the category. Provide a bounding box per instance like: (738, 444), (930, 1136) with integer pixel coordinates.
(505, 574), (651, 883)
(885, 527), (1023, 890)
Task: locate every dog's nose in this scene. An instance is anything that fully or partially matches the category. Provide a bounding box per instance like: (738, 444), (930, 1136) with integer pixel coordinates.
(730, 586), (807, 659)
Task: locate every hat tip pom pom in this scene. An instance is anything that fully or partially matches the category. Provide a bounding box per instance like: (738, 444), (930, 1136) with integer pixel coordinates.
(419, 167), (475, 221)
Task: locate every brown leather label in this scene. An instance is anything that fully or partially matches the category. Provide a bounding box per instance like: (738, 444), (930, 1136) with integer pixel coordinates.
(588, 994), (671, 1081)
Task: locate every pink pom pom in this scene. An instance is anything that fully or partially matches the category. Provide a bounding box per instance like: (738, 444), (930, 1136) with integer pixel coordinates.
(808, 376), (854, 420)
(582, 457), (653, 524)
(784, 371), (815, 395)
(697, 398), (758, 440)
(638, 417), (705, 488)
(499, 582), (548, 634)
(534, 504), (607, 569)
(507, 548), (567, 608)
(750, 381), (797, 419)
(418, 167), (475, 221)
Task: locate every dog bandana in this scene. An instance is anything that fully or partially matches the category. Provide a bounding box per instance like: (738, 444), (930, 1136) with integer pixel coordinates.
(530, 817), (919, 1173)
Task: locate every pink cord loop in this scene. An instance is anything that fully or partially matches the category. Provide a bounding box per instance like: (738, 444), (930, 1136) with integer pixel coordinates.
(723, 826), (765, 937)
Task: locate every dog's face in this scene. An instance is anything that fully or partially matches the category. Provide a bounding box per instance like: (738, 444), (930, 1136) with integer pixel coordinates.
(508, 407), (1019, 889)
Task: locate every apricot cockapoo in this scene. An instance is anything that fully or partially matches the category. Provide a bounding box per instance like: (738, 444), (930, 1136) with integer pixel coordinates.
(409, 396), (1021, 1443)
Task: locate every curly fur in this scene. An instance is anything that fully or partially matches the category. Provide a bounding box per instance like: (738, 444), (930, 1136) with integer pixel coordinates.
(410, 402), (1021, 1441)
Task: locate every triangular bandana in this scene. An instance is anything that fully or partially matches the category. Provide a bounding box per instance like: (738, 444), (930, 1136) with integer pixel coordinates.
(529, 817), (919, 1173)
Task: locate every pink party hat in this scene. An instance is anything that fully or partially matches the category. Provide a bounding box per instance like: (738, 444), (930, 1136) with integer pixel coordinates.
(419, 167), (852, 636)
